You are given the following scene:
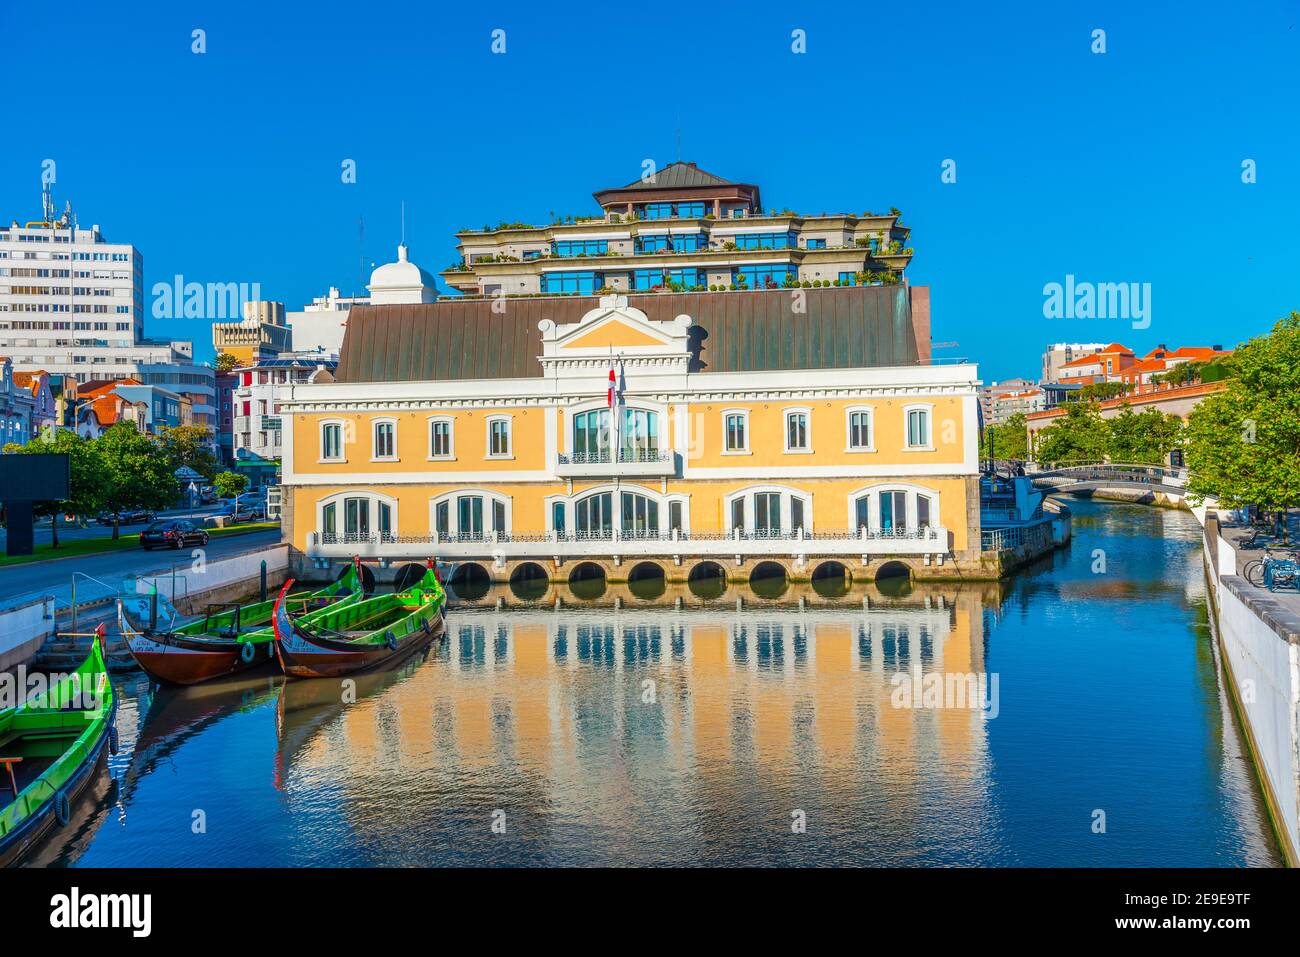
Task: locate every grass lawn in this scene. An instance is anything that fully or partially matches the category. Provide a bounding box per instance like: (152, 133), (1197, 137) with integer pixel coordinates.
(0, 522), (280, 567)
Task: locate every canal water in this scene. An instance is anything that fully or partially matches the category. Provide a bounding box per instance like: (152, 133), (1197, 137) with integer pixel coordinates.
(46, 499), (1280, 866)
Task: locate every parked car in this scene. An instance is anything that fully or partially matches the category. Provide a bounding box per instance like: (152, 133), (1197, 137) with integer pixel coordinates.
(97, 509), (156, 526)
(140, 519), (210, 550)
(211, 502), (263, 523)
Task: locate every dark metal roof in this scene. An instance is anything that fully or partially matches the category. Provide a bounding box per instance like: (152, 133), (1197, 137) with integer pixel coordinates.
(334, 286), (922, 384)
(616, 161), (734, 191)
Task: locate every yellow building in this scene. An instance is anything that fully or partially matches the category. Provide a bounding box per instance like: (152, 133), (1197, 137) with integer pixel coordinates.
(211, 300), (293, 366)
(278, 286), (986, 585)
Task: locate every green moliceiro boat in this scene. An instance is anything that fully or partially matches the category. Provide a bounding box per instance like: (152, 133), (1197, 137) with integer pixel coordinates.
(120, 560), (369, 686)
(274, 561), (447, 678)
(0, 636), (116, 868)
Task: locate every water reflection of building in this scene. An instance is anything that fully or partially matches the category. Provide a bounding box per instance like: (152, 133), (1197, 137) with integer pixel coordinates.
(278, 592), (996, 853)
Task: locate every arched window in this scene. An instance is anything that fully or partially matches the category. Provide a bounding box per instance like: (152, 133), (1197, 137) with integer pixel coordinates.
(620, 408), (660, 461)
(572, 408), (610, 463)
(317, 491), (397, 543)
(430, 490), (510, 541)
(724, 486), (811, 538)
(904, 404), (933, 450)
(850, 484), (939, 536)
(569, 486), (674, 539)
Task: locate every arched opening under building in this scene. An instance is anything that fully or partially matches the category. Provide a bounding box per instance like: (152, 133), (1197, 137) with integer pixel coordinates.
(873, 560), (913, 598)
(568, 562), (607, 601)
(391, 562), (428, 593)
(687, 561), (728, 601)
(508, 562), (550, 602)
(337, 560), (376, 594)
(810, 560), (852, 599)
(748, 561), (788, 599)
(446, 562), (491, 601)
(627, 561), (667, 601)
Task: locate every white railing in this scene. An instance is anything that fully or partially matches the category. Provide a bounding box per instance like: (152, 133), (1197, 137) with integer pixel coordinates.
(311, 525), (950, 560)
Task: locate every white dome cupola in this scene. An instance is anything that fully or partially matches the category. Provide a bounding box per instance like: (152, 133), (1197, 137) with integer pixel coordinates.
(368, 243), (438, 305)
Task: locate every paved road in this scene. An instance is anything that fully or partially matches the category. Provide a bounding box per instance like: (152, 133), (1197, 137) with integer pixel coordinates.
(0, 504), (232, 548)
(0, 528), (283, 608)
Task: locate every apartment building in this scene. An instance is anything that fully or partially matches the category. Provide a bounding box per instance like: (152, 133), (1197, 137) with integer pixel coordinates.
(440, 162), (914, 299)
(0, 190), (215, 430)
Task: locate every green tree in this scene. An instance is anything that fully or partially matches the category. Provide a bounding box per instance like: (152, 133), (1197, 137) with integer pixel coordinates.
(1033, 402), (1109, 464)
(1, 430), (108, 548)
(1077, 381), (1127, 401)
(1186, 312), (1300, 535)
(96, 424), (178, 538)
(1106, 405), (1183, 464)
(157, 425), (218, 480)
(213, 470), (249, 500)
(215, 352), (239, 373)
(981, 413), (1028, 461)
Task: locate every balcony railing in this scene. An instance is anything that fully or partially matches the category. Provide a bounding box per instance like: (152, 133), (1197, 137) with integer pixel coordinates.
(556, 447), (676, 476)
(309, 525), (949, 560)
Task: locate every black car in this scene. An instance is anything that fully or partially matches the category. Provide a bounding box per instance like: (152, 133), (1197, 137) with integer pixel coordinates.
(97, 509), (157, 526)
(140, 520), (210, 550)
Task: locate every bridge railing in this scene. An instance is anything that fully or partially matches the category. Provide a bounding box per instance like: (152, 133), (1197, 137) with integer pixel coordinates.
(1027, 461), (1191, 487)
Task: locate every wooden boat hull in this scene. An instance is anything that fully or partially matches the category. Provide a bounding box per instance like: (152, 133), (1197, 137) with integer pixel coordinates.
(119, 562), (366, 685)
(273, 583), (446, 679)
(119, 622), (278, 686)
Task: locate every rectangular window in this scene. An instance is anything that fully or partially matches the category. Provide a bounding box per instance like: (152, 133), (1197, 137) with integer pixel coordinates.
(849, 411), (871, 449)
(322, 502), (337, 540)
(458, 496), (484, 539)
(790, 498), (805, 532)
(322, 423), (342, 460)
(786, 412), (808, 451)
(881, 491), (907, 531)
(493, 500), (506, 534)
(553, 239), (608, 257)
(732, 264), (795, 288)
(917, 496), (932, 529)
(838, 271), (858, 286)
(733, 232), (797, 250)
(730, 497), (745, 532)
(806, 238), (827, 249)
(725, 413), (747, 451)
(436, 501), (450, 537)
(430, 420), (451, 457)
(906, 409), (930, 447)
(855, 497), (870, 530)
(540, 271), (600, 294)
(489, 419), (510, 457)
(374, 421), (395, 458)
(378, 502), (392, 540)
(344, 497), (369, 537)
(669, 501), (683, 532)
(755, 492), (781, 534)
(552, 502), (566, 535)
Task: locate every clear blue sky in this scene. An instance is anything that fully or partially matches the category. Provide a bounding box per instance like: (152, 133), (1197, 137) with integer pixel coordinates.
(3, 0), (1297, 380)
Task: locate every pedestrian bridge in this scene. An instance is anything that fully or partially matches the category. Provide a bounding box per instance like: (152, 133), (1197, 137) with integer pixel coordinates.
(1027, 462), (1190, 496)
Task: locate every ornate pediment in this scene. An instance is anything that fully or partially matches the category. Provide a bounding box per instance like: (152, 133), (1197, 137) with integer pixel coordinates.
(538, 295), (692, 379)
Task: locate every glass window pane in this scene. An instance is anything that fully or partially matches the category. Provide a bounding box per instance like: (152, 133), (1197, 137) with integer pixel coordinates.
(493, 500), (506, 533)
(917, 496), (931, 528)
(731, 497), (745, 531)
(855, 496), (870, 530)
(323, 502), (336, 537)
(436, 501), (449, 536)
(791, 498), (804, 531)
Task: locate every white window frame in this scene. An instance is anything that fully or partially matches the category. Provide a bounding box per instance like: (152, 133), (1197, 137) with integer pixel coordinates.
(429, 489), (512, 538)
(721, 408), (751, 455)
(782, 406), (813, 454)
(371, 416), (398, 462)
(722, 484), (813, 535)
(844, 405), (875, 452)
(315, 490), (399, 542)
(485, 414), (513, 460)
(319, 418), (346, 463)
(902, 403), (934, 451)
(427, 415), (456, 461)
(847, 482), (940, 534)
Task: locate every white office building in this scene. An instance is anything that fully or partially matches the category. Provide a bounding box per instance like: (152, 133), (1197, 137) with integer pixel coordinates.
(0, 191), (215, 428)
(286, 286), (369, 356)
